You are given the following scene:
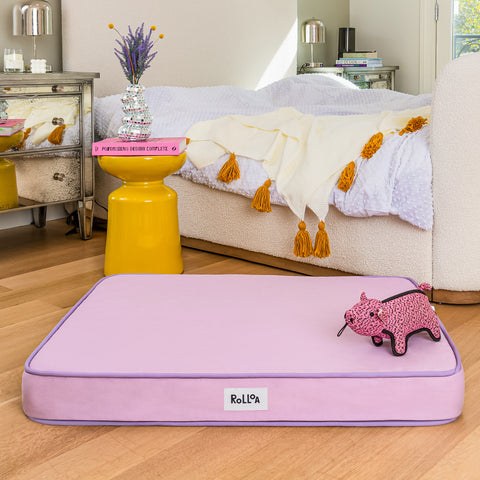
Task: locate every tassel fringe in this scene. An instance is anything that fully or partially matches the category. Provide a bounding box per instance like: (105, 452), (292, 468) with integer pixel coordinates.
(251, 179), (272, 212)
(293, 221), (313, 258)
(18, 127), (31, 149)
(399, 116), (428, 136)
(48, 125), (66, 145)
(313, 221), (331, 258)
(337, 161), (356, 192)
(361, 132), (383, 159)
(217, 153), (240, 183)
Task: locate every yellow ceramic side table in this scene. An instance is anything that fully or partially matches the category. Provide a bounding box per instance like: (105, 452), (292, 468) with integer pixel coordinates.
(98, 153), (187, 275)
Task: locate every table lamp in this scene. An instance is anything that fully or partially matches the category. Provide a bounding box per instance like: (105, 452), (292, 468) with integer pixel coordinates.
(301, 18), (326, 68)
(13, 0), (52, 71)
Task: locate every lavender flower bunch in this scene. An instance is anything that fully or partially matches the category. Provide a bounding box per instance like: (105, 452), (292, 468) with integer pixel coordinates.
(109, 23), (164, 84)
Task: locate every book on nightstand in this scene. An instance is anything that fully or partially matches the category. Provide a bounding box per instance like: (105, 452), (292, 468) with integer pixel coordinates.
(342, 51), (379, 59)
(336, 58), (383, 67)
(92, 137), (187, 156)
(0, 119), (25, 136)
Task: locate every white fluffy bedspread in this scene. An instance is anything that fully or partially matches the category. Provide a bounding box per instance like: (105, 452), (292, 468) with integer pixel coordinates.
(95, 74), (433, 229)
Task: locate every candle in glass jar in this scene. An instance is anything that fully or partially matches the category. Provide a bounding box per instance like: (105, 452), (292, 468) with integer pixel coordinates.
(4, 48), (24, 73)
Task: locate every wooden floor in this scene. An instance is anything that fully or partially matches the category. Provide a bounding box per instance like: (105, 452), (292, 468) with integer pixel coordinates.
(1, 219), (479, 480)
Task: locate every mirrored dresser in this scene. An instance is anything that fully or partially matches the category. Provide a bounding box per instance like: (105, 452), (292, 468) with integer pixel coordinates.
(0, 71), (100, 239)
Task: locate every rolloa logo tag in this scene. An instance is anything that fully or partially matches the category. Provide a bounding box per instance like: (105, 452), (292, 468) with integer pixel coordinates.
(224, 388), (268, 411)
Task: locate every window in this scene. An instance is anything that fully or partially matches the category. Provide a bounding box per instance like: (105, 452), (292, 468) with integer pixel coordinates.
(453, 0), (480, 57)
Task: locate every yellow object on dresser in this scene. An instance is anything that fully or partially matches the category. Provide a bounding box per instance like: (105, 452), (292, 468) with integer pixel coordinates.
(0, 130), (23, 210)
(0, 158), (19, 210)
(98, 153), (187, 275)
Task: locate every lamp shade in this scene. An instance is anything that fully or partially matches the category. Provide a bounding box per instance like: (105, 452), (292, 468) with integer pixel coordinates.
(301, 18), (325, 44)
(13, 0), (53, 36)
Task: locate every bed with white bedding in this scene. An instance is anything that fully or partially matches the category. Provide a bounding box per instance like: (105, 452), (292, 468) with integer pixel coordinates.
(93, 54), (480, 304)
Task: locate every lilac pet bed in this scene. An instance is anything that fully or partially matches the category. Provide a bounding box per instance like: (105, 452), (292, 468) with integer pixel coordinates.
(22, 274), (464, 426)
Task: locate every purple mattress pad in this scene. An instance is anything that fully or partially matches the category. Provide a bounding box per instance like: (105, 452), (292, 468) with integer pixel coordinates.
(22, 274), (464, 426)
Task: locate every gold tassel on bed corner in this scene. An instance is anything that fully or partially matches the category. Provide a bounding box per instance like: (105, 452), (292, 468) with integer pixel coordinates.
(313, 221), (331, 258)
(399, 116), (428, 136)
(47, 125), (66, 145)
(293, 221), (313, 258)
(361, 132), (383, 159)
(217, 152), (240, 183)
(337, 161), (356, 192)
(251, 179), (272, 212)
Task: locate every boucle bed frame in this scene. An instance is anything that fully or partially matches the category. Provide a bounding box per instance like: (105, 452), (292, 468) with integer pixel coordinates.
(60, 1), (479, 303)
(93, 54), (480, 304)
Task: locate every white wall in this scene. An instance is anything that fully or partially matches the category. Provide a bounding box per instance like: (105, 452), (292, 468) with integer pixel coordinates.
(1, 0), (297, 230)
(298, 0), (350, 69)
(350, 0), (423, 94)
(0, 0), (62, 72)
(62, 0), (298, 97)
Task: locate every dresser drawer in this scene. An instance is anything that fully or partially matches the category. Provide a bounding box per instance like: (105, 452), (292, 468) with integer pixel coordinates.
(14, 152), (81, 204)
(5, 96), (81, 150)
(345, 72), (394, 90)
(1, 84), (82, 95)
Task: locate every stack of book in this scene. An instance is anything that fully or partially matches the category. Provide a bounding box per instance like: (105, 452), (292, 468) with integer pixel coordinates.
(0, 119), (25, 137)
(336, 51), (383, 68)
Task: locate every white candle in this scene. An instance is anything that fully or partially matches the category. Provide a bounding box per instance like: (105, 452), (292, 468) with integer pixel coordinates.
(30, 59), (47, 74)
(4, 49), (24, 72)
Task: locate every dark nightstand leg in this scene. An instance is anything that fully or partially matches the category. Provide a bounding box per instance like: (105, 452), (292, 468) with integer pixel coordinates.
(32, 206), (47, 228)
(77, 199), (94, 240)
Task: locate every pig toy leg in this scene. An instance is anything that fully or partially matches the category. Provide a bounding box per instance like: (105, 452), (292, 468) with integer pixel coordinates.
(391, 333), (408, 356)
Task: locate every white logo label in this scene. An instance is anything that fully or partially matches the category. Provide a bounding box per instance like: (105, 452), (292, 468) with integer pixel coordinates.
(224, 388), (268, 411)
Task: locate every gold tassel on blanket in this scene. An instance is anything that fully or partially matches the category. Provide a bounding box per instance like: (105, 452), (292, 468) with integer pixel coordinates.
(293, 221), (313, 258)
(337, 161), (356, 192)
(48, 125), (66, 145)
(18, 127), (31, 149)
(251, 179), (272, 212)
(217, 152), (240, 183)
(361, 132), (383, 159)
(399, 116), (428, 136)
(313, 221), (331, 258)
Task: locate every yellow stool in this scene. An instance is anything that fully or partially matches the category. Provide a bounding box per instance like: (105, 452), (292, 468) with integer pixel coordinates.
(98, 153), (187, 275)
(0, 130), (23, 210)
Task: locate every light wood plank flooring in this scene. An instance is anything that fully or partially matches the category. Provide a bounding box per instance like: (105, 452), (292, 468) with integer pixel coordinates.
(1, 219), (478, 480)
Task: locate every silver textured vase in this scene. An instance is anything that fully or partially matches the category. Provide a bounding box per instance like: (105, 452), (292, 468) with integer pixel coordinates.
(117, 83), (152, 141)
(0, 99), (8, 123)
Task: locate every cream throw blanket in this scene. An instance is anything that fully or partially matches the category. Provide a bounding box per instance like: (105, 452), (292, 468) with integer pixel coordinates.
(186, 106), (431, 222)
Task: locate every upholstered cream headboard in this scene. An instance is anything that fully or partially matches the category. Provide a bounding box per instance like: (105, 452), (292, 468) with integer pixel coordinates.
(61, 0), (297, 97)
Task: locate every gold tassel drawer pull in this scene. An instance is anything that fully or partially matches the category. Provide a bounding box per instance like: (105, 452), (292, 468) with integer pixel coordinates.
(251, 179), (272, 212)
(217, 152), (240, 183)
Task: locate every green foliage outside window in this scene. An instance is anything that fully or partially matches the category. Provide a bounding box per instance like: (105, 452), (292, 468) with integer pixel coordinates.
(454, 0), (480, 57)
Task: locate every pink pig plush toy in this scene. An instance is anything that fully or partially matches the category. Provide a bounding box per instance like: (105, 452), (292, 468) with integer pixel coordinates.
(337, 283), (441, 356)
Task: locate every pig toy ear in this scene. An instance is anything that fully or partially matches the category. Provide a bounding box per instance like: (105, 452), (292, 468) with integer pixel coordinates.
(360, 292), (368, 302)
(377, 308), (388, 323)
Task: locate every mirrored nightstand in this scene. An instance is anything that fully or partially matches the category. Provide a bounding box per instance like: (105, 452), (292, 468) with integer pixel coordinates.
(0, 71), (99, 239)
(298, 65), (399, 90)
